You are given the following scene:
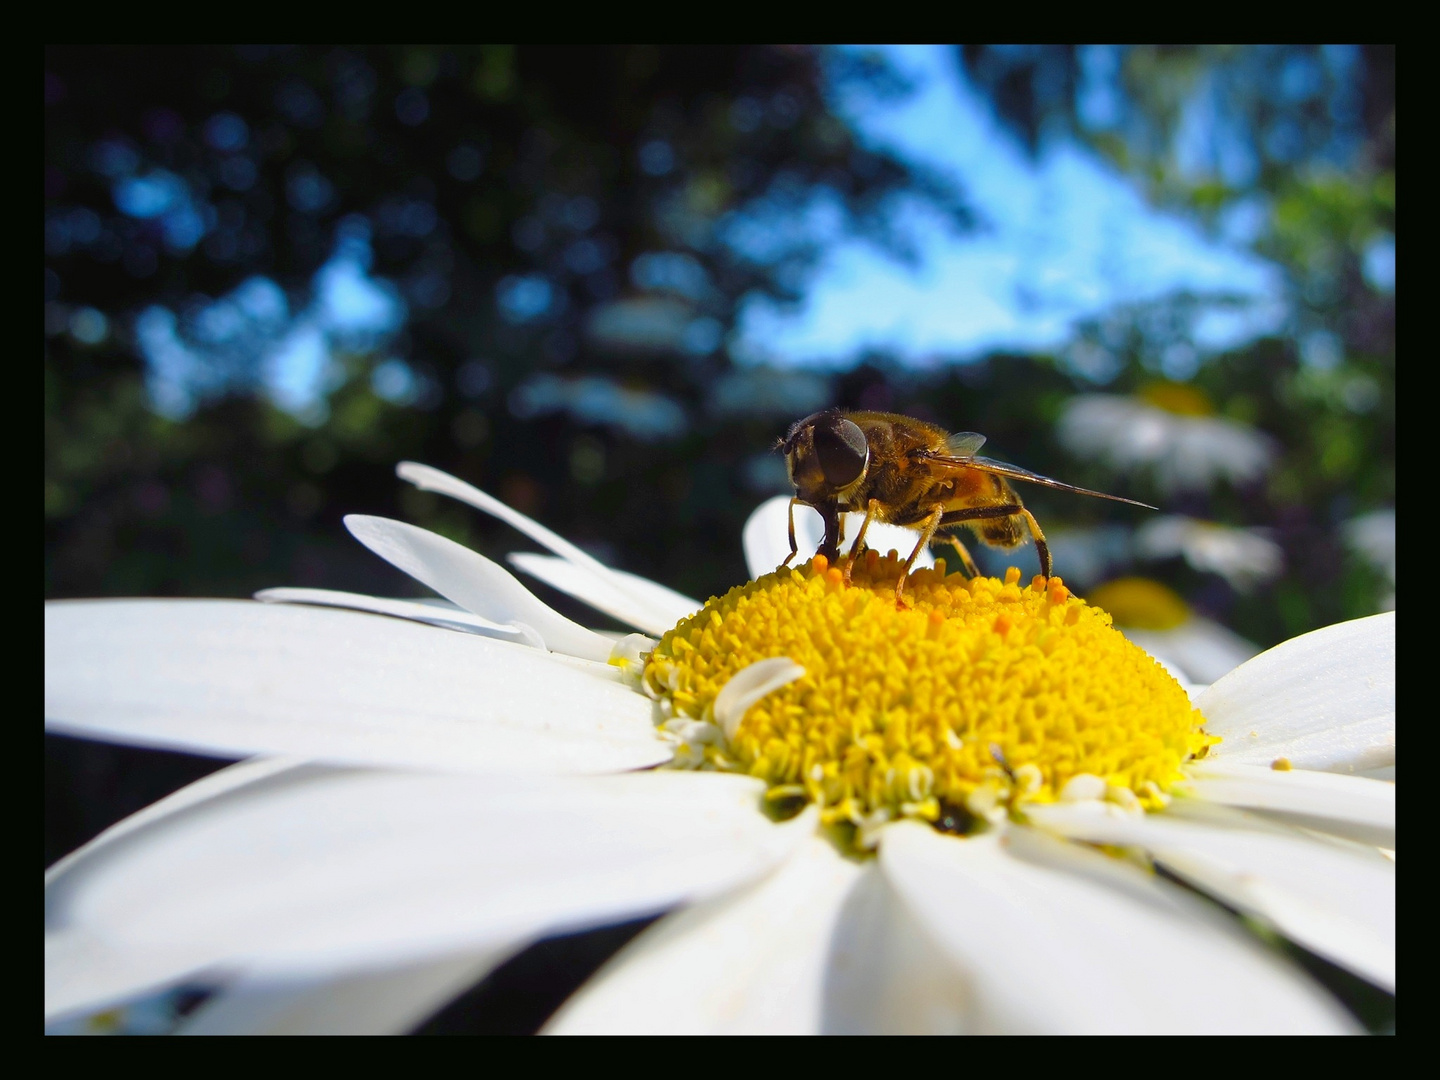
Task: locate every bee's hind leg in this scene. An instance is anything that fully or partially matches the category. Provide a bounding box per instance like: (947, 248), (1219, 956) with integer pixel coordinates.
(843, 499), (880, 582)
(1018, 509), (1052, 580)
(940, 503), (1048, 580)
(941, 534), (981, 578)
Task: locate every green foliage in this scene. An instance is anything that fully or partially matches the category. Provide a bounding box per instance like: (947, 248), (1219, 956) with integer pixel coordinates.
(45, 45), (1395, 649)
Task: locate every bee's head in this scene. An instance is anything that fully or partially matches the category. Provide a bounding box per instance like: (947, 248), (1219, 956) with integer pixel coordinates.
(778, 410), (870, 503)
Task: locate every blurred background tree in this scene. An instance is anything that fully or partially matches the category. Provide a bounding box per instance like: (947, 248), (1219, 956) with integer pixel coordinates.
(960, 44), (1394, 647)
(46, 45), (967, 611)
(45, 44), (1393, 915)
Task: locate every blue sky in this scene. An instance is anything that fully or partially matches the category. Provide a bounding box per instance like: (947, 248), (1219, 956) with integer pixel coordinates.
(136, 218), (406, 421)
(732, 45), (1287, 370)
(132, 45), (1297, 422)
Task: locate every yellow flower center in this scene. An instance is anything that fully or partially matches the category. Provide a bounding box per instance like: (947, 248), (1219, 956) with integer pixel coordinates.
(643, 552), (1214, 845)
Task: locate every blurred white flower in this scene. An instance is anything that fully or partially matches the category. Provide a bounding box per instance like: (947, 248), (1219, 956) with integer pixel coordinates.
(1135, 516), (1284, 592)
(1345, 509), (1396, 610)
(1058, 384), (1275, 494)
(1022, 524), (1134, 590)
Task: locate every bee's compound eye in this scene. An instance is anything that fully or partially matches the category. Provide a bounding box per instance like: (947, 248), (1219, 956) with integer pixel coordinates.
(814, 415), (869, 487)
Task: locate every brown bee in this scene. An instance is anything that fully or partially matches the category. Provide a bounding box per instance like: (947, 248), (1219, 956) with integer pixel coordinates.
(777, 410), (1154, 604)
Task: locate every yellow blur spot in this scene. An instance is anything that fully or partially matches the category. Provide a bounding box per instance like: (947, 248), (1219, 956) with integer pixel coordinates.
(1086, 577), (1191, 631)
(1139, 380), (1215, 416)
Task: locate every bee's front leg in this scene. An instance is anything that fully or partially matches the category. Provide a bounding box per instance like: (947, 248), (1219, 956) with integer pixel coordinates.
(895, 507), (944, 608)
(816, 504), (842, 563)
(843, 499), (880, 582)
(780, 498), (803, 567)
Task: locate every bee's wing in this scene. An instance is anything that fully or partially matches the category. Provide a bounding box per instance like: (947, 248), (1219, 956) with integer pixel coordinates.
(944, 431), (987, 458)
(930, 454), (1157, 510)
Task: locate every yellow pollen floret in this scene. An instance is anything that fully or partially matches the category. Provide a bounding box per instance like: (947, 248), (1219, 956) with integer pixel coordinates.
(643, 552), (1214, 841)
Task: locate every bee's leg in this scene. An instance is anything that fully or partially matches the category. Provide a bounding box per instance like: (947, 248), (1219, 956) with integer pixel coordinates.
(938, 505), (1022, 528)
(781, 498), (802, 567)
(1018, 509), (1052, 580)
(940, 534), (981, 578)
(895, 507), (944, 607)
(817, 504), (843, 563)
(938, 504), (1024, 579)
(843, 499), (880, 581)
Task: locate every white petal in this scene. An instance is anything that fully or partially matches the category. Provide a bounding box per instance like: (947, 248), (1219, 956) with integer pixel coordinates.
(254, 587), (546, 649)
(742, 496), (807, 579)
(607, 568), (705, 626)
(50, 756), (501, 1034)
(547, 823), (863, 1034)
(740, 496), (936, 581)
(814, 847), (987, 1034)
(1182, 762), (1395, 848)
(1027, 801), (1395, 992)
(551, 825), (984, 1035)
(713, 658), (806, 741)
(1199, 612), (1394, 773)
(46, 599), (670, 775)
(880, 822), (1357, 1032)
(176, 949), (503, 1035)
(46, 768), (797, 1023)
(507, 553), (698, 637)
(46, 757), (305, 886)
(397, 461), (686, 631)
(344, 515), (612, 661)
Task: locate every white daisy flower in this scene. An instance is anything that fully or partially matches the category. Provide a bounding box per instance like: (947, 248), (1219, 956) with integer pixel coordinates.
(1134, 515), (1284, 592)
(45, 463), (1394, 1034)
(1058, 385), (1276, 495)
(1345, 509), (1396, 611)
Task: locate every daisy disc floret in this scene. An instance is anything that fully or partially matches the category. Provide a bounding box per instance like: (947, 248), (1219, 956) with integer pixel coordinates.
(644, 551), (1214, 842)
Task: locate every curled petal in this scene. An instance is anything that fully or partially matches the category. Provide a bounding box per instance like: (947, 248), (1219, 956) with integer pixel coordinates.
(507, 553), (698, 636)
(713, 657), (806, 742)
(344, 515), (612, 661)
(254, 587), (546, 650)
(398, 462), (689, 633)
